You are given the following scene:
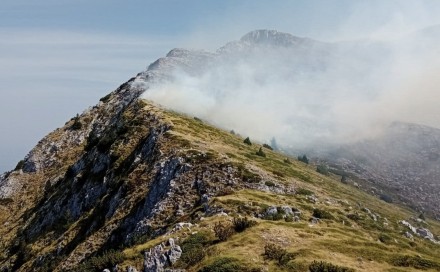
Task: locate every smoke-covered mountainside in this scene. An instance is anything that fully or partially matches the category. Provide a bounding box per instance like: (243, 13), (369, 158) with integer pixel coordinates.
(1, 30), (440, 272)
(325, 122), (440, 220)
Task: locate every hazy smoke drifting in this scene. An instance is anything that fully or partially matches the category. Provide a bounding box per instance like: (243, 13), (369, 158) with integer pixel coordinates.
(142, 28), (440, 150)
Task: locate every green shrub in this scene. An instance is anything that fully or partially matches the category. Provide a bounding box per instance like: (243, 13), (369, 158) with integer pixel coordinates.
(316, 164), (329, 175)
(214, 222), (234, 242)
(390, 255), (440, 270)
(378, 233), (393, 244)
(76, 250), (125, 272)
(99, 93), (112, 103)
(312, 209), (334, 220)
(264, 243), (295, 266)
(70, 114), (83, 130)
(199, 257), (257, 272)
(233, 217), (257, 232)
(265, 181), (275, 187)
(256, 147), (266, 157)
(296, 188), (314, 196)
(285, 261), (308, 271)
(309, 260), (355, 272)
(285, 215), (294, 222)
(263, 144), (273, 150)
(379, 194), (393, 203)
(346, 213), (361, 221)
(263, 210), (284, 221)
(272, 170), (285, 178)
(298, 155), (309, 164)
(14, 160), (25, 171)
(179, 232), (211, 267)
(244, 137), (252, 145)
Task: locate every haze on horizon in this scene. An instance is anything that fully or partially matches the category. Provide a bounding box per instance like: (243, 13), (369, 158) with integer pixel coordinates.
(2, 0), (440, 172)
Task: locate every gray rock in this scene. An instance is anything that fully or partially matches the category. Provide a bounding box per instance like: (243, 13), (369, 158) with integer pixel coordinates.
(309, 217), (320, 225)
(417, 228), (434, 240)
(166, 238), (175, 247)
(266, 206), (278, 215)
(143, 242), (182, 272)
(127, 266), (138, 272)
(280, 206), (293, 216)
(166, 245), (182, 265)
(400, 220), (417, 234)
(306, 195), (318, 203)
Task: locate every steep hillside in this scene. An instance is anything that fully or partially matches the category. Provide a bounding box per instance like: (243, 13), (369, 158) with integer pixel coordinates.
(1, 91), (440, 271)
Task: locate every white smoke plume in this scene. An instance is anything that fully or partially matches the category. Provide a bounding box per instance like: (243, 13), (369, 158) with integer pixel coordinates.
(142, 27), (440, 150)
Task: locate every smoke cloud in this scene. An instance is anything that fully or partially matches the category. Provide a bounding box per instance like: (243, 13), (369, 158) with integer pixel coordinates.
(142, 27), (440, 150)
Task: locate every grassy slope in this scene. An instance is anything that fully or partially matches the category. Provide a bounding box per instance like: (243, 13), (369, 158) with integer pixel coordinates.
(117, 101), (440, 272)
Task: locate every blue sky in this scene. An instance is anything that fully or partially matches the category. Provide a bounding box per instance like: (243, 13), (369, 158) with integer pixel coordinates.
(1, 0), (440, 172)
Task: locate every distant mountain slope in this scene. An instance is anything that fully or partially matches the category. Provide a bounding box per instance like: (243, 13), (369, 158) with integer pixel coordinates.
(328, 122), (440, 219)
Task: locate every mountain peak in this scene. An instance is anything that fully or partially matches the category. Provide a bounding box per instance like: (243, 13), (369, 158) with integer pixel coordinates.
(240, 29), (310, 46)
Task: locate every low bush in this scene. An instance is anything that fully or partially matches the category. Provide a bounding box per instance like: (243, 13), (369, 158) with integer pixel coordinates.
(379, 194), (393, 203)
(390, 255), (440, 270)
(179, 232), (211, 267)
(70, 115), (83, 130)
(99, 93), (112, 103)
(378, 233), (393, 244)
(309, 260), (355, 272)
(265, 181), (275, 187)
(14, 160), (25, 171)
(296, 188), (314, 196)
(264, 243), (295, 266)
(256, 147), (266, 157)
(244, 137), (252, 145)
(312, 209), (334, 220)
(263, 144), (273, 150)
(285, 215), (294, 222)
(272, 170), (285, 178)
(316, 164), (329, 175)
(298, 155), (309, 164)
(233, 217), (257, 232)
(199, 257), (259, 272)
(76, 250), (125, 272)
(214, 222), (234, 242)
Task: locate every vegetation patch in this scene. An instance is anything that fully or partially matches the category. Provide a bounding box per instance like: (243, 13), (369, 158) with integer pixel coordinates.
(264, 243), (296, 266)
(178, 232), (212, 268)
(233, 217), (258, 233)
(199, 257), (258, 272)
(296, 188), (314, 196)
(297, 155), (309, 164)
(214, 222), (234, 242)
(309, 260), (355, 272)
(390, 254), (440, 270)
(316, 164), (329, 176)
(256, 147), (266, 157)
(312, 208), (334, 220)
(243, 137), (252, 145)
(76, 250), (125, 272)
